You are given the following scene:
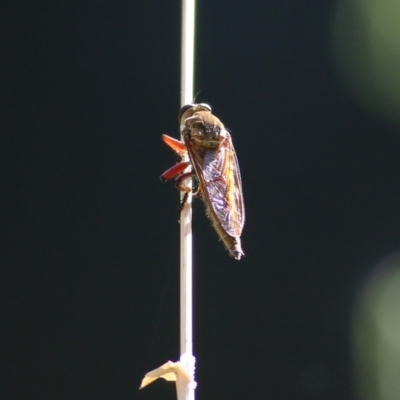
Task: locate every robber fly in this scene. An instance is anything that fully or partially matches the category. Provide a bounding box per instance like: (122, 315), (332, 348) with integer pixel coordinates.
(160, 103), (245, 260)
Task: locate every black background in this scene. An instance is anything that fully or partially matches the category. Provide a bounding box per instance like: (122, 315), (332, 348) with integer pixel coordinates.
(3, 1), (400, 399)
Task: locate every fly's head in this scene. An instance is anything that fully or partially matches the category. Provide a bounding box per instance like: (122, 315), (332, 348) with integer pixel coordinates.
(179, 103), (225, 149)
(178, 103), (212, 123)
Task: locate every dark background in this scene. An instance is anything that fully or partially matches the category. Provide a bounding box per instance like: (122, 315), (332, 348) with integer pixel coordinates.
(3, 1), (400, 399)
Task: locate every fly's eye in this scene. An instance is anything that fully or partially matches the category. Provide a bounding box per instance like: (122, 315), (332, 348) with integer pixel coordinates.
(198, 103), (212, 112)
(178, 104), (195, 121)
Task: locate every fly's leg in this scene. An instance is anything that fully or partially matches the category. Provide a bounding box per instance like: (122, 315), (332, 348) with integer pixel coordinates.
(179, 192), (189, 215)
(160, 161), (191, 182)
(175, 171), (194, 193)
(193, 185), (202, 197)
(175, 171), (195, 212)
(178, 180), (201, 216)
(162, 134), (187, 156)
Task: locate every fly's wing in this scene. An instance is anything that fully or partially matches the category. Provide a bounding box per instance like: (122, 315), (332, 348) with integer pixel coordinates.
(185, 131), (245, 238)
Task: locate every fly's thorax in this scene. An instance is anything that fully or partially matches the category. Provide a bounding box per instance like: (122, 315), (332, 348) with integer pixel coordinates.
(184, 110), (223, 129)
(190, 125), (227, 150)
(182, 111), (226, 150)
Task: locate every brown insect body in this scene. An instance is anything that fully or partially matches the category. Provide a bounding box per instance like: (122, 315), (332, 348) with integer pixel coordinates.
(161, 103), (245, 260)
